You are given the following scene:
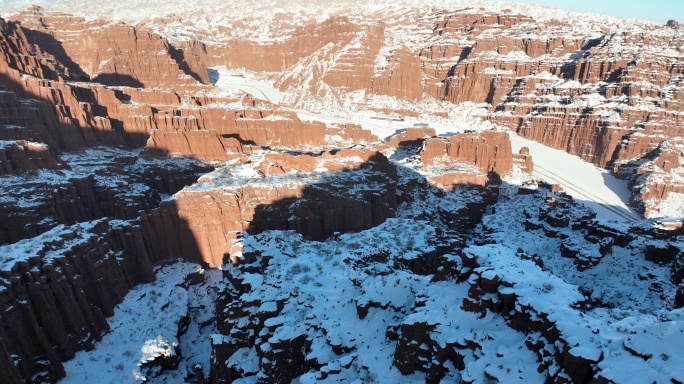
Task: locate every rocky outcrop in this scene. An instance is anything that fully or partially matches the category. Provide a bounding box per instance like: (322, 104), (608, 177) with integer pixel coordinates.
(626, 138), (684, 217)
(0, 140), (62, 175)
(0, 20), (133, 150)
(192, 7), (684, 214)
(327, 123), (378, 144)
(2, 12), (330, 160)
(420, 131), (513, 177)
(0, 220), (156, 382)
(0, 16), (62, 81)
(2, 4), (684, 383)
(372, 48), (423, 101)
(0, 145), (210, 382)
(230, 118), (328, 147)
(424, 12), (683, 210)
(213, 16), (383, 96)
(12, 6), (208, 89)
(0, 147), (211, 245)
(385, 126), (436, 148)
(211, 220), (462, 383)
(140, 149), (397, 267)
(513, 146), (534, 174)
(143, 129), (247, 162)
(459, 246), (599, 383)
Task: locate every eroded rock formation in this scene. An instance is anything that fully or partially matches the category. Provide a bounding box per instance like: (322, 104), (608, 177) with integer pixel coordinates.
(2, 2), (684, 383)
(141, 149), (398, 267)
(0, 220), (154, 381)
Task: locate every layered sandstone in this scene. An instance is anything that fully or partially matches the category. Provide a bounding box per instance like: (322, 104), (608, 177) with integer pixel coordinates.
(385, 126), (436, 148)
(628, 138), (684, 217)
(12, 6), (208, 89)
(327, 123), (378, 144)
(420, 131), (513, 177)
(143, 130), (247, 162)
(177, 6), (684, 213)
(2, 4), (684, 383)
(0, 144), (211, 246)
(0, 140), (62, 175)
(140, 149), (397, 267)
(9, 5), (682, 214)
(2, 13), (337, 160)
(513, 146), (534, 174)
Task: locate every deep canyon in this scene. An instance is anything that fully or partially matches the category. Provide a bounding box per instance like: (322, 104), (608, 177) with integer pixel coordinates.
(1, 1), (684, 383)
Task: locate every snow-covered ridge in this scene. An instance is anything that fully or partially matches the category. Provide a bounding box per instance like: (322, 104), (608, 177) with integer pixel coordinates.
(0, 0), (660, 31)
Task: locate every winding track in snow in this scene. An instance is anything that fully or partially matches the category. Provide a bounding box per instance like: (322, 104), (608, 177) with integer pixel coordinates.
(533, 164), (641, 222)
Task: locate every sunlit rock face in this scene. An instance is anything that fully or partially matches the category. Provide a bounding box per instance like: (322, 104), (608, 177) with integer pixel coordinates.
(5, 2), (684, 214)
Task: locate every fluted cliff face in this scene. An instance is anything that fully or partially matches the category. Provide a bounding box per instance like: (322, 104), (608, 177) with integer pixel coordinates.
(0, 220), (155, 382)
(627, 138), (684, 218)
(140, 149), (398, 267)
(12, 6), (209, 88)
(0, 13), (348, 159)
(5, 4), (684, 214)
(0, 20), (213, 375)
(0, 140), (62, 175)
(420, 131), (513, 176)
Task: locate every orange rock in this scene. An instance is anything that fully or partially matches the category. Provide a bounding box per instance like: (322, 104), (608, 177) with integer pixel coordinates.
(428, 172), (489, 189)
(0, 140), (62, 175)
(421, 131), (513, 177)
(141, 149), (397, 267)
(12, 7), (208, 89)
(326, 124), (378, 143)
(142, 129), (247, 162)
(513, 146), (534, 174)
(386, 127), (436, 148)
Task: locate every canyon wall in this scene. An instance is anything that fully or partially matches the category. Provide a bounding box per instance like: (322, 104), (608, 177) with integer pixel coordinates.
(191, 8), (684, 215)
(140, 149), (398, 267)
(9, 6), (683, 216)
(0, 220), (155, 382)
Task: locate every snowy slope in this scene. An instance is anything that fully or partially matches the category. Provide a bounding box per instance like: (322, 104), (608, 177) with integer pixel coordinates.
(218, 221), (547, 382)
(209, 67), (284, 104)
(60, 262), (221, 383)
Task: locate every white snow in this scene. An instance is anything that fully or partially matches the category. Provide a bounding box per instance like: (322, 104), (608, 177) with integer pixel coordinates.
(210, 67), (284, 104)
(481, 182), (674, 315)
(2, 2), (682, 382)
(214, 66), (641, 222)
(464, 244), (684, 381)
(280, 95), (640, 222)
(229, 220), (546, 382)
(60, 262), (221, 383)
(0, 221), (101, 271)
(0, 0), (658, 29)
(508, 134), (642, 222)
